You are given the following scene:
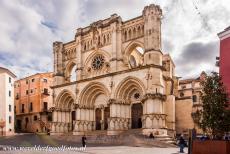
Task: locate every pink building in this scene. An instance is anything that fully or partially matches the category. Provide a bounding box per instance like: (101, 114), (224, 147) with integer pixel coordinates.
(218, 26), (230, 106)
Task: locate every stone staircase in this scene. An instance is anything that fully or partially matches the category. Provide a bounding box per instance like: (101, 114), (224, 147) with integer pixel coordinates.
(51, 129), (176, 147)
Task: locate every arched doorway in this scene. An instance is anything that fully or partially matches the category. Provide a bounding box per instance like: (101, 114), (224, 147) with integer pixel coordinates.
(95, 108), (102, 130)
(55, 90), (75, 132)
(131, 103), (143, 129)
(71, 111), (76, 131)
(104, 107), (110, 130)
(79, 82), (110, 131)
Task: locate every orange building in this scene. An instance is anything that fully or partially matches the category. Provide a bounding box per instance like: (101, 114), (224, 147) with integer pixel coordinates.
(14, 72), (53, 133)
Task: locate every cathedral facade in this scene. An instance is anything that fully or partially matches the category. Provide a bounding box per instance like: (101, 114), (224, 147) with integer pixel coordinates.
(50, 4), (177, 136)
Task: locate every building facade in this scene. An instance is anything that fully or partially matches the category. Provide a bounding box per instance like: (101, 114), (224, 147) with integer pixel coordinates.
(175, 72), (206, 135)
(218, 27), (230, 107)
(0, 67), (16, 136)
(14, 73), (53, 133)
(51, 4), (178, 136)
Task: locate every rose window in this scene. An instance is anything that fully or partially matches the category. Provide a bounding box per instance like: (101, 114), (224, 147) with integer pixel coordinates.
(134, 92), (140, 99)
(91, 55), (105, 70)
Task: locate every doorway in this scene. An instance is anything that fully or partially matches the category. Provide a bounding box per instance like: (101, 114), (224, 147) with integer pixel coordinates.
(71, 111), (76, 131)
(104, 107), (110, 130)
(16, 120), (22, 132)
(95, 108), (102, 130)
(131, 103), (143, 129)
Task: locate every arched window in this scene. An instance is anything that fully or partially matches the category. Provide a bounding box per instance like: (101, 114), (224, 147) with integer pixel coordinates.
(103, 35), (106, 45)
(107, 34), (110, 43)
(129, 55), (137, 68)
(141, 25), (144, 35)
(84, 43), (87, 51)
(133, 28), (136, 38)
(128, 29), (132, 40)
(128, 46), (144, 68)
(137, 26), (141, 36)
(124, 31), (127, 41)
(180, 92), (184, 97)
(70, 65), (77, 82)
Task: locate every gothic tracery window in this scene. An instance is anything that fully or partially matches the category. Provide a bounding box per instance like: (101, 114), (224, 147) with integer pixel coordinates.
(91, 54), (105, 70)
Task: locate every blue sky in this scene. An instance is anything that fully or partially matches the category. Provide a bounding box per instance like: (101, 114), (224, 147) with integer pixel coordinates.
(0, 0), (229, 79)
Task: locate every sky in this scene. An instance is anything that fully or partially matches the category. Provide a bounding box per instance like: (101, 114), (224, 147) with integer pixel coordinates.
(0, 0), (229, 79)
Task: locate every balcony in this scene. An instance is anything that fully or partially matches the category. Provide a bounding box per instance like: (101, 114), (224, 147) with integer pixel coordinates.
(15, 95), (19, 100)
(42, 88), (50, 96)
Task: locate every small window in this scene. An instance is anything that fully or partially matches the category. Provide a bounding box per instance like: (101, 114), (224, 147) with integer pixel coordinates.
(26, 90), (29, 95)
(9, 105), (11, 112)
(34, 116), (37, 121)
(9, 91), (11, 97)
(29, 102), (33, 112)
(25, 117), (29, 123)
(30, 89), (33, 93)
(43, 102), (48, 111)
(31, 78), (35, 82)
(9, 77), (11, 83)
(26, 80), (29, 84)
(193, 95), (197, 102)
(181, 85), (186, 89)
(180, 92), (184, 97)
(43, 88), (49, 94)
(9, 116), (12, 123)
(43, 79), (48, 83)
(21, 104), (25, 113)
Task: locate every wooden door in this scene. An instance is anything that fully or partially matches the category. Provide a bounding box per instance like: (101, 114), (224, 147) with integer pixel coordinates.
(131, 103), (143, 129)
(71, 111), (76, 131)
(104, 107), (110, 130)
(95, 108), (102, 130)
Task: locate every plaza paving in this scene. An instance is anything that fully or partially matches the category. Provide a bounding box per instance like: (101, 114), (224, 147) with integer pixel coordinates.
(0, 146), (188, 154)
(0, 133), (188, 154)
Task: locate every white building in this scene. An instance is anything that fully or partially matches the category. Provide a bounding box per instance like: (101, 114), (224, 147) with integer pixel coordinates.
(0, 67), (16, 136)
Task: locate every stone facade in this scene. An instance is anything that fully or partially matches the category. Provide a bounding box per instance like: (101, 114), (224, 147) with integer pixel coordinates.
(51, 4), (178, 136)
(175, 72), (206, 135)
(14, 73), (53, 133)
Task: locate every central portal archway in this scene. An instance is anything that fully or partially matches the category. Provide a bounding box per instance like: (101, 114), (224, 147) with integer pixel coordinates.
(79, 82), (110, 131)
(131, 103), (143, 129)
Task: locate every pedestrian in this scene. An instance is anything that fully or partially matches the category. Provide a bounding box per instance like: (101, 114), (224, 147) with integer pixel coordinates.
(178, 134), (185, 153)
(82, 134), (87, 148)
(149, 132), (154, 139)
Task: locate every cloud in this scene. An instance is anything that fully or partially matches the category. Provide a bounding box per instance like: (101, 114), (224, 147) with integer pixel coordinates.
(176, 41), (219, 78)
(0, 0), (229, 79)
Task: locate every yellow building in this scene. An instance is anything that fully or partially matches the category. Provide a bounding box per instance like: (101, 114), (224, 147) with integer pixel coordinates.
(175, 72), (206, 135)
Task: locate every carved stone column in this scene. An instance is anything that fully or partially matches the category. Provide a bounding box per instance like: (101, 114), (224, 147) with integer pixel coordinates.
(141, 93), (167, 136)
(107, 99), (130, 135)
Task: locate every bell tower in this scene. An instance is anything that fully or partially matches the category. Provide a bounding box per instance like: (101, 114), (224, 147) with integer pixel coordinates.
(143, 4), (162, 66)
(53, 41), (65, 86)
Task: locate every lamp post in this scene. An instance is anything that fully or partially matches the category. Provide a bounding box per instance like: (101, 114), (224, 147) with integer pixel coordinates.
(0, 119), (6, 136)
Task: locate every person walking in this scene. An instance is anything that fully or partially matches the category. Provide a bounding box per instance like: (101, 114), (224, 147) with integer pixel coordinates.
(82, 134), (87, 148)
(179, 134), (185, 153)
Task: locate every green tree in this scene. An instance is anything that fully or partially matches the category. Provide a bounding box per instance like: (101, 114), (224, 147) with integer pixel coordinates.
(198, 72), (230, 138)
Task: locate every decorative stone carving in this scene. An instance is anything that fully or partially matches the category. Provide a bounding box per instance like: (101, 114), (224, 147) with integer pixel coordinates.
(108, 99), (130, 105)
(142, 93), (166, 101)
